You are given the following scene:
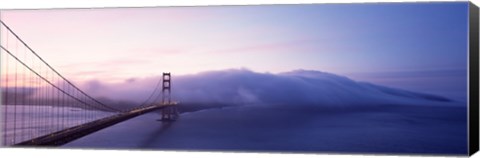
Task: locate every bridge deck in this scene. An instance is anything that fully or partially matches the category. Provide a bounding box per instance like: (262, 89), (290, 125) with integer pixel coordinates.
(15, 105), (173, 146)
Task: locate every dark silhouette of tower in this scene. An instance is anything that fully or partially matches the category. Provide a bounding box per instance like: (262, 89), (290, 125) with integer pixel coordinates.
(161, 72), (178, 121)
(162, 72), (171, 105)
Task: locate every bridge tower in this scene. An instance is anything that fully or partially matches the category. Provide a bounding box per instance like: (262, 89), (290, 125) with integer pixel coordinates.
(162, 72), (171, 105)
(161, 72), (178, 121)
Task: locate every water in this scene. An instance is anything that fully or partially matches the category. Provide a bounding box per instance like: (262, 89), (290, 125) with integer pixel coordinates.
(63, 104), (468, 155)
(1, 105), (114, 145)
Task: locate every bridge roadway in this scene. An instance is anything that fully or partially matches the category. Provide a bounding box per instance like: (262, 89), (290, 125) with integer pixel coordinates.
(15, 104), (175, 146)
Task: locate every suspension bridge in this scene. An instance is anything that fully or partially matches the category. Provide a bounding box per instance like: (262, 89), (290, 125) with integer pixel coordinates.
(0, 21), (179, 146)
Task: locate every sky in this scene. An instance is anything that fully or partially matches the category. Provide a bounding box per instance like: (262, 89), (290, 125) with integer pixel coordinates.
(0, 2), (469, 100)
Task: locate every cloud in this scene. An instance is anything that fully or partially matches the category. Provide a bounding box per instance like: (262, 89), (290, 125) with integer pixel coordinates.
(75, 68), (454, 109)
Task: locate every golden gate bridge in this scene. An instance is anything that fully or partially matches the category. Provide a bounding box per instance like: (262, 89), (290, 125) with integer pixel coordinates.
(0, 20), (179, 146)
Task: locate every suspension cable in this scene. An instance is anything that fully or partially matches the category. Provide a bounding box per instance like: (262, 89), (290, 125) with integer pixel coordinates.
(0, 46), (118, 112)
(0, 20), (122, 112)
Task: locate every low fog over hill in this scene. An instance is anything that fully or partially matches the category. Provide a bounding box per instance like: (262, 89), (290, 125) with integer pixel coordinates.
(74, 69), (458, 110)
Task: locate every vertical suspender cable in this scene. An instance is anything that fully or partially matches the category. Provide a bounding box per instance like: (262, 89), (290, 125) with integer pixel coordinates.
(13, 37), (17, 144)
(41, 65), (45, 136)
(21, 42), (25, 142)
(62, 78), (65, 129)
(28, 46), (32, 140)
(56, 74), (59, 131)
(45, 69), (49, 134)
(3, 30), (9, 145)
(49, 66), (52, 132)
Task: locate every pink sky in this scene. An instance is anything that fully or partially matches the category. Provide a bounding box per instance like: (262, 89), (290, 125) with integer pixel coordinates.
(1, 7), (339, 85)
(0, 3), (469, 103)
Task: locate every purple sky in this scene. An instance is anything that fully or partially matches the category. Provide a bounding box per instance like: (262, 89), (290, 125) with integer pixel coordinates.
(0, 3), (469, 101)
